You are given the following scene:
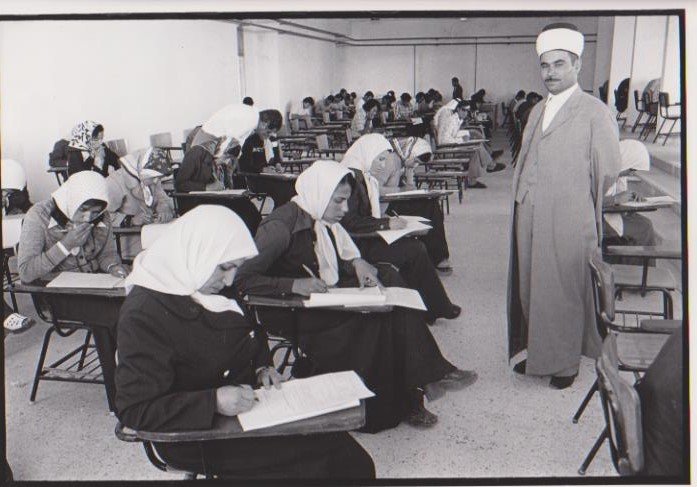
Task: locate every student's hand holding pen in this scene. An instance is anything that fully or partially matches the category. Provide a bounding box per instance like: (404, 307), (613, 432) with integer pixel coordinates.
(215, 384), (255, 416)
(291, 264), (328, 296)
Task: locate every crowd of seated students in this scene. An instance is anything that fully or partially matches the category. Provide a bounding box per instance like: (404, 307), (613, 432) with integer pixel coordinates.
(2, 76), (681, 479)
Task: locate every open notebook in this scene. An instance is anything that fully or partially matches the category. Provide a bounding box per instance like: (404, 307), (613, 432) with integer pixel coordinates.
(47, 272), (125, 289)
(304, 286), (426, 311)
(377, 219), (432, 245)
(237, 371), (374, 432)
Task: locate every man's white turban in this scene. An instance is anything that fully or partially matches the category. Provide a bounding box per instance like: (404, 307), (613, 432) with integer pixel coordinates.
(536, 23), (584, 57)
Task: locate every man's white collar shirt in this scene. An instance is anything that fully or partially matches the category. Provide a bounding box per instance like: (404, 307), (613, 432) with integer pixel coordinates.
(542, 83), (578, 132)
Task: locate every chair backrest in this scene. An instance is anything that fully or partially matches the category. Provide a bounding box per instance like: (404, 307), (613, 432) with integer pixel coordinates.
(316, 134), (330, 151)
(596, 335), (644, 475)
(150, 132), (173, 148)
(599, 80), (609, 103)
(345, 128), (353, 146)
(106, 139), (128, 157)
(615, 78), (630, 113)
(658, 92), (670, 108)
(322, 112), (331, 123)
(589, 248), (616, 336)
(633, 90), (643, 111)
(290, 118), (300, 132)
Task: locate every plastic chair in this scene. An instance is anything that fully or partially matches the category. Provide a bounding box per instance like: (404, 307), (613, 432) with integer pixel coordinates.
(105, 139), (128, 158)
(652, 92), (681, 145)
(630, 90), (647, 134)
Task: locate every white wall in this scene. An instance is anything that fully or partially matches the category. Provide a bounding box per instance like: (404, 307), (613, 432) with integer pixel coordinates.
(593, 17), (615, 99)
(626, 16), (668, 123)
(337, 16), (600, 116)
(0, 19), (240, 201)
(607, 16), (636, 115)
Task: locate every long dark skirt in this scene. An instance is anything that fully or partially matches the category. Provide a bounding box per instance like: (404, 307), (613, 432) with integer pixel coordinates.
(155, 432), (375, 479)
(357, 237), (454, 322)
(387, 198), (450, 265)
(258, 268), (454, 433)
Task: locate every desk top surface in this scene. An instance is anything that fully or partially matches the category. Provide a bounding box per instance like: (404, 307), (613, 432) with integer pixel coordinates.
(381, 189), (456, 201)
(14, 282), (127, 298)
(239, 171), (298, 181)
(603, 201), (673, 213)
(244, 294), (393, 313)
(173, 191), (249, 199)
(122, 402), (365, 442)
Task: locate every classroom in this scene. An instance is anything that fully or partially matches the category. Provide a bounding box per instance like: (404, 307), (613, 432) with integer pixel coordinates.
(1, 2), (690, 483)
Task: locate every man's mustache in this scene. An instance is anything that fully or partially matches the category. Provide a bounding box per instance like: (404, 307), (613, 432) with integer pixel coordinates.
(545, 78), (560, 82)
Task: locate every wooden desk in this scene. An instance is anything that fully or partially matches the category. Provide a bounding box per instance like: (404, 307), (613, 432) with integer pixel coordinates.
(117, 401), (365, 443)
(414, 171), (467, 204)
(279, 159), (315, 173)
(47, 167), (68, 186)
(479, 102), (498, 128)
(173, 191), (261, 235)
(238, 172), (298, 210)
(603, 201), (674, 213)
(13, 282), (126, 411)
(244, 294), (393, 314)
(380, 189), (456, 203)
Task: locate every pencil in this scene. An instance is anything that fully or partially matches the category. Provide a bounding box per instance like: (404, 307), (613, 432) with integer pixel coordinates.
(302, 264), (317, 278)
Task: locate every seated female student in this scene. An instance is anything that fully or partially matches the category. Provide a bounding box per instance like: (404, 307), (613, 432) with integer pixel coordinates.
(394, 93), (414, 121)
(115, 205), (375, 480)
(350, 99), (380, 139)
(106, 147), (175, 259)
(291, 96), (315, 129)
(174, 103), (262, 233)
(107, 147), (175, 226)
(603, 140), (657, 266)
(437, 100), (505, 189)
(2, 159), (35, 334)
(17, 171), (128, 284)
(65, 121), (120, 177)
(235, 160), (476, 432)
(339, 134), (461, 324)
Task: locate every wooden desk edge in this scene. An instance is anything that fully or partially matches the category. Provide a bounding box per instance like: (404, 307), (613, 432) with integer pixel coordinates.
(13, 282), (127, 297)
(126, 402), (365, 442)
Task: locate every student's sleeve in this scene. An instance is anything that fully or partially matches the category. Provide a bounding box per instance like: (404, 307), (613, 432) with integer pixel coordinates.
(154, 184), (175, 219)
(175, 149), (208, 192)
(115, 303), (217, 432)
(104, 147), (120, 174)
(234, 219), (296, 297)
(340, 183), (390, 233)
(95, 218), (122, 272)
(17, 208), (68, 283)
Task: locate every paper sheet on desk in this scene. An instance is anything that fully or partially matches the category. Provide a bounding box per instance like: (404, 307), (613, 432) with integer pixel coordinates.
(383, 287), (427, 311)
(377, 221), (432, 245)
(305, 287), (386, 307)
(189, 189), (247, 195)
(384, 189), (429, 197)
(47, 272), (125, 289)
(237, 371), (375, 431)
(643, 196), (676, 204)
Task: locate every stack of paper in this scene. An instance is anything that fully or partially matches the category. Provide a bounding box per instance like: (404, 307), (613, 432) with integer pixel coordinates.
(237, 370), (375, 431)
(305, 286), (426, 311)
(377, 220), (432, 245)
(47, 272), (125, 289)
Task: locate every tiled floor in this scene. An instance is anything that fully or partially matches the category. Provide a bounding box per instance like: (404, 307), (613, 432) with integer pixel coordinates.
(5, 129), (678, 481)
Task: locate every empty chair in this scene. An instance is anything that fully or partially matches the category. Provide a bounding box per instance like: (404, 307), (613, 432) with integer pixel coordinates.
(652, 92), (681, 145)
(105, 139), (128, 158)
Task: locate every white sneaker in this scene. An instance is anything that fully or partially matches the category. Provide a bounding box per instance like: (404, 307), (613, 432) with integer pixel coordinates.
(4, 313), (36, 334)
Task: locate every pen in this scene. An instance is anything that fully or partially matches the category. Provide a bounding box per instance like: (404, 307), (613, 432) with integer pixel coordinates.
(390, 209), (400, 217)
(302, 264), (317, 278)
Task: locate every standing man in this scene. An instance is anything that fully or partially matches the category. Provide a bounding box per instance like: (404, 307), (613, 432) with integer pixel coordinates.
(507, 23), (620, 389)
(451, 77), (463, 101)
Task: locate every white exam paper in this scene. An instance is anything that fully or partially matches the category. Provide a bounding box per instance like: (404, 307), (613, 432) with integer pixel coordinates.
(237, 371), (375, 431)
(377, 221), (432, 245)
(47, 272), (125, 289)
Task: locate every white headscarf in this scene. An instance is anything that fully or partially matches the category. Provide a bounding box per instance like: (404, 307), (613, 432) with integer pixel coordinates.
(340, 134), (392, 218)
(126, 205), (258, 314)
(536, 25), (584, 57)
(51, 171), (110, 221)
(1, 159), (27, 191)
(291, 160), (361, 286)
(434, 99), (460, 133)
(202, 103), (259, 149)
(604, 140), (651, 236)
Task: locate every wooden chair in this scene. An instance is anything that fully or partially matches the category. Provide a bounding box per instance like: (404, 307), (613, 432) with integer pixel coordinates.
(575, 250), (674, 475)
(652, 92), (681, 145)
(105, 139), (128, 158)
(593, 334), (645, 475)
(2, 214), (23, 312)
